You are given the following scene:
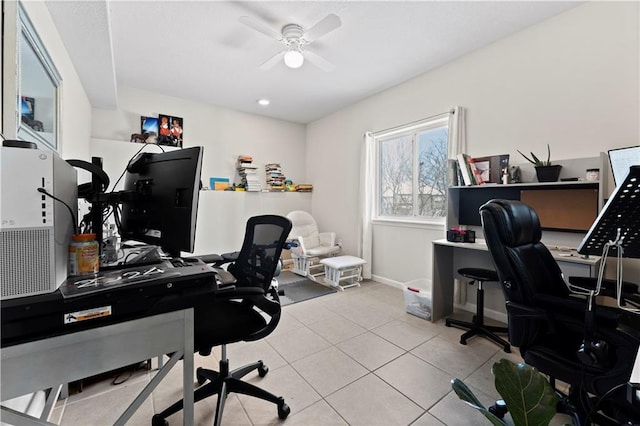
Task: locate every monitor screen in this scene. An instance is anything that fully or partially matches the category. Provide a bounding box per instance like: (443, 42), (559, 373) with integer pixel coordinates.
(609, 145), (640, 187)
(119, 147), (203, 257)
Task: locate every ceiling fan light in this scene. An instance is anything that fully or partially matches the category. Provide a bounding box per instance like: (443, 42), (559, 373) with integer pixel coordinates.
(284, 50), (304, 69)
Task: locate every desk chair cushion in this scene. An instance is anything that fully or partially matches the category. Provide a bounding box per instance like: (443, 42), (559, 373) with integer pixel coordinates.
(194, 301), (267, 353)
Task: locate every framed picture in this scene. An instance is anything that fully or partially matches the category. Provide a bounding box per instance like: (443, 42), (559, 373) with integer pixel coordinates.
(157, 114), (183, 147)
(140, 116), (159, 136)
(21, 96), (34, 120)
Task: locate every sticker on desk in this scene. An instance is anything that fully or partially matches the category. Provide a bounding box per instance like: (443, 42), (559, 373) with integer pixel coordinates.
(64, 305), (112, 324)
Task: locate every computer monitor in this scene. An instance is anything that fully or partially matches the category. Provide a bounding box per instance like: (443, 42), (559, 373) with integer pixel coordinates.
(609, 145), (640, 188)
(119, 146), (203, 257)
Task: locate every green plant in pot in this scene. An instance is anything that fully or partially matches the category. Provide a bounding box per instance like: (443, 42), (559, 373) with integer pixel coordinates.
(451, 358), (562, 426)
(517, 144), (562, 182)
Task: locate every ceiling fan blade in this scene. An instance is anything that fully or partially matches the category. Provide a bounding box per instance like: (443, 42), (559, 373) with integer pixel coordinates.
(239, 16), (283, 41)
(258, 51), (285, 70)
(304, 50), (335, 72)
(303, 14), (342, 42)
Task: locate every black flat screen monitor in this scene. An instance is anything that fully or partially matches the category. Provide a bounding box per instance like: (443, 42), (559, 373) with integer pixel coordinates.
(609, 145), (640, 188)
(120, 146), (203, 257)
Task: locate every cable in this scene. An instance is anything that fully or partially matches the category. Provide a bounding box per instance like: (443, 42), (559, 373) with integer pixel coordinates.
(109, 144), (165, 192)
(584, 382), (626, 424)
(37, 187), (79, 234)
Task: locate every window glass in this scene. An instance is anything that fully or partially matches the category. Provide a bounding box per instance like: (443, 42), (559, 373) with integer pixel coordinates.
(17, 3), (60, 151)
(376, 118), (449, 221)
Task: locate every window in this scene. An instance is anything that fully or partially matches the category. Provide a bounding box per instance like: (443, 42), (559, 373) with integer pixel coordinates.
(16, 3), (61, 151)
(376, 116), (449, 220)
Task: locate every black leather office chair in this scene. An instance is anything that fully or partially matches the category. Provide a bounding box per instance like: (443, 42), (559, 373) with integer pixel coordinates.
(152, 215), (293, 426)
(480, 199), (640, 425)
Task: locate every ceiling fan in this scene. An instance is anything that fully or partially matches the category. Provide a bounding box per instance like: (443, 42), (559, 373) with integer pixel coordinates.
(239, 13), (342, 71)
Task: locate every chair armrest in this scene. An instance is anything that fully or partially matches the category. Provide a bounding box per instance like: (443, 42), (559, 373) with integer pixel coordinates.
(318, 232), (336, 247)
(212, 267), (237, 286)
(297, 236), (312, 254)
(569, 276), (639, 294)
(187, 253), (224, 264)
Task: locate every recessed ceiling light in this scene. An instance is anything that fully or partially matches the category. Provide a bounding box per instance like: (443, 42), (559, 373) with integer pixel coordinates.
(257, 99), (270, 106)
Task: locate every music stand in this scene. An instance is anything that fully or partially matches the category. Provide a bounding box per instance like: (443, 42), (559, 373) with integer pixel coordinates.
(578, 165), (640, 406)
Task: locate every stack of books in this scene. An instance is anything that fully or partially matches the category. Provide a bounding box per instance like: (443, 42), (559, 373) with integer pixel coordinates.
(295, 184), (313, 192)
(237, 155), (261, 192)
(265, 163), (286, 191)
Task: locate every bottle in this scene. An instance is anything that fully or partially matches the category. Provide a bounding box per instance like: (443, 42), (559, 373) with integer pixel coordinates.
(69, 233), (99, 276)
(501, 167), (510, 185)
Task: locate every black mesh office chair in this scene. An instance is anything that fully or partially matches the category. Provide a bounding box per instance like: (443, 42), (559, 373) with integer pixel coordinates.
(152, 215), (293, 426)
(480, 199), (640, 425)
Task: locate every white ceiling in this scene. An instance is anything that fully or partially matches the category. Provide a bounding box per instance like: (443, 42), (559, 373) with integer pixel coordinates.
(46, 1), (580, 124)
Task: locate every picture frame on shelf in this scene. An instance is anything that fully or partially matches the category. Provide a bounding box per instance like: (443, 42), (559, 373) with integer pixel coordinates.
(140, 116), (159, 137)
(157, 114), (183, 147)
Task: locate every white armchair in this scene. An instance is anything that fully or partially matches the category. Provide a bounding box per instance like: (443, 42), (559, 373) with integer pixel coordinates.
(285, 211), (340, 280)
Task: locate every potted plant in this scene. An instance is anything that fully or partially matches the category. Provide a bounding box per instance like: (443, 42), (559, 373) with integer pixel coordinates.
(451, 358), (561, 426)
(517, 144), (562, 182)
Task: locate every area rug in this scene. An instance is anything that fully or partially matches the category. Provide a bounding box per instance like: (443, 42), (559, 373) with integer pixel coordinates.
(277, 271), (337, 306)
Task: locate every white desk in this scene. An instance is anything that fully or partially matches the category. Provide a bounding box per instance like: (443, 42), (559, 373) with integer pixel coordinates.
(1, 309), (194, 425)
(431, 239), (601, 322)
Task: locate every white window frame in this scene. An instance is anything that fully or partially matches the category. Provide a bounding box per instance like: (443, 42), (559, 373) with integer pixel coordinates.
(373, 115), (449, 226)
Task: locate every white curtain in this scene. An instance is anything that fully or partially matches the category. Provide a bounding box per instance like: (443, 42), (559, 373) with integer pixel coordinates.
(358, 132), (375, 279)
(447, 106), (467, 305)
(447, 106), (466, 159)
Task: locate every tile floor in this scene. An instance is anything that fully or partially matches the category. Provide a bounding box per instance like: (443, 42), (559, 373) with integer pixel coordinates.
(50, 280), (525, 425)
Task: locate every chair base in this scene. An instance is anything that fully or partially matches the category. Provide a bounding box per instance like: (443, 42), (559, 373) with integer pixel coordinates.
(446, 317), (511, 353)
(152, 349), (290, 426)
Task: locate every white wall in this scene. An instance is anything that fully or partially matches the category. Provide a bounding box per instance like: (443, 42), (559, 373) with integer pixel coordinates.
(90, 87), (310, 255)
(2, 0), (92, 160)
(306, 2), (640, 285)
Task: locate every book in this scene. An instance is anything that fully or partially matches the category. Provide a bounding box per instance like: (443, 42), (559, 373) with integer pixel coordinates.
(468, 157), (486, 185)
(456, 153), (474, 186)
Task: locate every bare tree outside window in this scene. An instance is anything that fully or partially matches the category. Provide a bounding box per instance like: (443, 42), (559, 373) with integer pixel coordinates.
(418, 128), (448, 217)
(376, 118), (449, 220)
(380, 135), (413, 216)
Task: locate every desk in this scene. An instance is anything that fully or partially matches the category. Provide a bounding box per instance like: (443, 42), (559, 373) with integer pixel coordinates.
(1, 309), (194, 425)
(1, 261), (218, 425)
(431, 238), (601, 322)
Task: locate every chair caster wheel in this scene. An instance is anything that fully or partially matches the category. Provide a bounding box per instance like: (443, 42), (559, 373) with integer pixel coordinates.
(277, 398), (290, 419)
(151, 414), (169, 426)
(488, 400), (508, 419)
(258, 361), (269, 378)
(196, 367), (207, 385)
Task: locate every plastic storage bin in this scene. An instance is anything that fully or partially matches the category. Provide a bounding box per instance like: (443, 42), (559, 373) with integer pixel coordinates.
(403, 279), (432, 320)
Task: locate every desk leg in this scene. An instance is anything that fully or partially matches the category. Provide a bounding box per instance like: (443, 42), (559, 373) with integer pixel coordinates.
(183, 309), (194, 425)
(432, 244), (454, 322)
(113, 309), (194, 426)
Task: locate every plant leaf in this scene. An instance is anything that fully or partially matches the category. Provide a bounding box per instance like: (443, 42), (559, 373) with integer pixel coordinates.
(517, 150), (537, 165)
(546, 144), (551, 165)
(530, 152), (542, 165)
(493, 359), (558, 426)
(451, 379), (507, 426)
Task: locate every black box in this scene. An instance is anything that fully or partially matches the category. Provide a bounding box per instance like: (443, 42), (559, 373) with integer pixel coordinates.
(447, 229), (475, 243)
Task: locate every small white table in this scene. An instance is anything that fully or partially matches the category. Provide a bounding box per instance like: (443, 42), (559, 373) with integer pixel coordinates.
(320, 256), (366, 290)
